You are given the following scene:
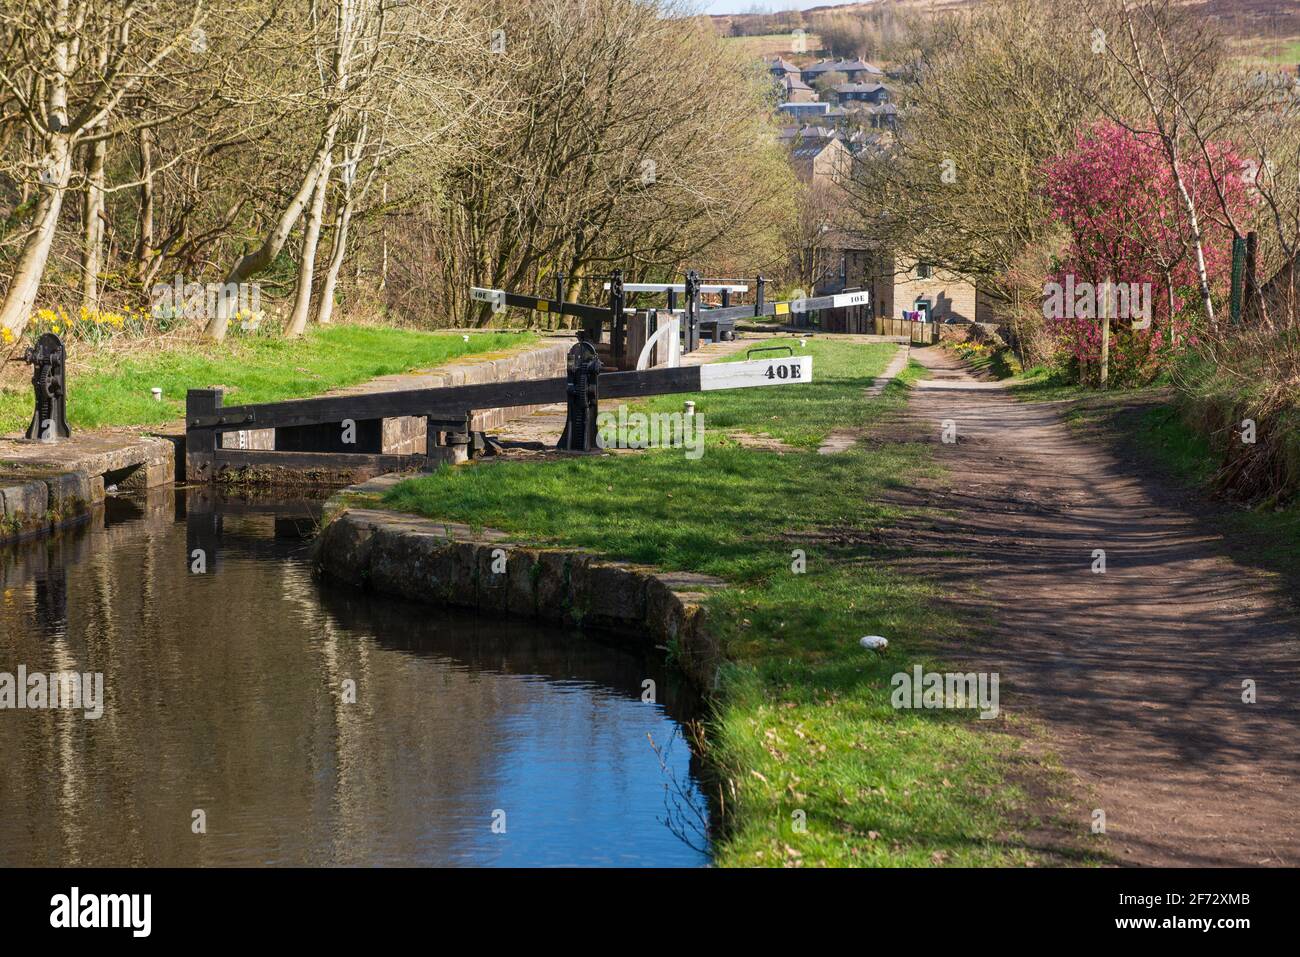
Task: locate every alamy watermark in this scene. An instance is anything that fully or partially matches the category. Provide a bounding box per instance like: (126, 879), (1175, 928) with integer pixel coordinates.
(891, 665), (1000, 719)
(0, 666), (104, 719)
(1042, 276), (1152, 330)
(151, 275), (261, 323)
(50, 887), (150, 937)
(596, 405), (704, 459)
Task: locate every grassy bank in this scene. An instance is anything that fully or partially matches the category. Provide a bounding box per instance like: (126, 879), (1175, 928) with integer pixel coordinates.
(1137, 406), (1300, 568)
(378, 339), (1061, 866)
(947, 340), (1021, 381)
(0, 326), (535, 434)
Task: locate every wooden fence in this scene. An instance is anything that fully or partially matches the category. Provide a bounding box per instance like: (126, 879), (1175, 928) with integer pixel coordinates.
(875, 317), (939, 344)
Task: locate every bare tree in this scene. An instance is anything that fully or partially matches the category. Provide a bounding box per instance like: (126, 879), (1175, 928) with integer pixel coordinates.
(842, 0), (1117, 306)
(429, 0), (794, 327)
(1087, 0), (1225, 323)
(0, 0), (203, 333)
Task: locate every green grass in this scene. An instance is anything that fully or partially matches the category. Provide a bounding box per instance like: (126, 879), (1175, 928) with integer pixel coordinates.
(1130, 404), (1300, 573)
(1269, 39), (1300, 63)
(1007, 364), (1096, 402)
(0, 326), (535, 433)
(379, 339), (1063, 867)
(1134, 405), (1217, 486)
(721, 32), (824, 58)
(1229, 35), (1300, 70)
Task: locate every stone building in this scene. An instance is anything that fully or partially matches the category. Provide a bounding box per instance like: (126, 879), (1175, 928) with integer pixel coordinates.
(790, 136), (851, 185)
(866, 254), (995, 325)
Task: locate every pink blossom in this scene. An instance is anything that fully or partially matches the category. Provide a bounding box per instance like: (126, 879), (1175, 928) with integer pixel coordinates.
(1039, 120), (1250, 380)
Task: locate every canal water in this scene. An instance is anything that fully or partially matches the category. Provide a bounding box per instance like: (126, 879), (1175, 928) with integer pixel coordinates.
(0, 488), (710, 867)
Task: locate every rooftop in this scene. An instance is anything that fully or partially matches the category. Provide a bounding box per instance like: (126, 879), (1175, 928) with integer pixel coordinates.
(803, 58), (884, 76)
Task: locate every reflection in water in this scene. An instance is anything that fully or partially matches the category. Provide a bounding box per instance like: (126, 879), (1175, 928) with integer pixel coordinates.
(0, 488), (709, 867)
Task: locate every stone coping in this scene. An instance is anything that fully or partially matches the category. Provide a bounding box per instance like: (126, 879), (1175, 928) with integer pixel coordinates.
(1, 434), (173, 544)
(314, 475), (727, 692)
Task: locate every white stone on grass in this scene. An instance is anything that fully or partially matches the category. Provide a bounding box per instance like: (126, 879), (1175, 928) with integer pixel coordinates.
(859, 635), (889, 654)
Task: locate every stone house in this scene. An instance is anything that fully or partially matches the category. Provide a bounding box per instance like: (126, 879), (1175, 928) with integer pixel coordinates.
(833, 82), (889, 106)
(865, 254), (994, 325)
(801, 58), (883, 85)
(765, 55), (802, 81)
(777, 100), (832, 120)
(780, 74), (818, 103)
(860, 102), (897, 130)
(790, 137), (851, 186)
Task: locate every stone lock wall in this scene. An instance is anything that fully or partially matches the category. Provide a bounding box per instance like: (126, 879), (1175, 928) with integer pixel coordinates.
(1, 435), (173, 544)
(0, 472), (102, 541)
(314, 496), (726, 693)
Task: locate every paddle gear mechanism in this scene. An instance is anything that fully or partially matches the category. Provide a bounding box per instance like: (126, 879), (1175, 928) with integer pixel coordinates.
(558, 341), (602, 453)
(23, 333), (71, 441)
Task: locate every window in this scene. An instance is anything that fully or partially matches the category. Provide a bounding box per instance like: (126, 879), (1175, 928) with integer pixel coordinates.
(916, 261), (932, 279)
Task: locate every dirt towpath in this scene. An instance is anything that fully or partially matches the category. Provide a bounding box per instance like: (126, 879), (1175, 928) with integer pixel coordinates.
(876, 347), (1300, 866)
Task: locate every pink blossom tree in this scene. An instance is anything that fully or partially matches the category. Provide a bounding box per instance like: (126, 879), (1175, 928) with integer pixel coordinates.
(1040, 119), (1250, 384)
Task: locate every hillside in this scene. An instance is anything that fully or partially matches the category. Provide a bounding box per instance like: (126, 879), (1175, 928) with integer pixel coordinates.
(713, 0), (1300, 69)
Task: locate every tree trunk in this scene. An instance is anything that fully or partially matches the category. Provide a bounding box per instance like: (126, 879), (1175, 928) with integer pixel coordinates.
(378, 181), (388, 291)
(0, 0), (75, 335)
(206, 121), (339, 340)
(0, 138), (74, 333)
(81, 135), (108, 310)
(315, 193), (354, 326)
(135, 127), (155, 278)
(284, 153), (333, 337)
(1167, 153), (1216, 324)
(19, 127), (33, 206)
(1099, 315), (1110, 389)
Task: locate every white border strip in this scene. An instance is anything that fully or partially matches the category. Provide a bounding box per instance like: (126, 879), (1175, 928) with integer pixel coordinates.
(698, 355), (812, 391)
(602, 283), (749, 294)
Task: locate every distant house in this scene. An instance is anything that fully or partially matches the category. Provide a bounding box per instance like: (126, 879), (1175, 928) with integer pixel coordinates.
(801, 58), (884, 85)
(833, 82), (889, 106)
(865, 254), (994, 325)
(845, 130), (889, 154)
(777, 124), (836, 147)
(794, 123), (841, 142)
(780, 74), (817, 104)
(790, 137), (851, 186)
(857, 102), (898, 130)
(765, 55), (802, 81)
(834, 58), (884, 83)
(777, 100), (832, 119)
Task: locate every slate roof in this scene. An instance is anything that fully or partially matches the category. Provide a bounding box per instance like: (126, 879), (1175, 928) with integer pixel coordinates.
(803, 58), (884, 76)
